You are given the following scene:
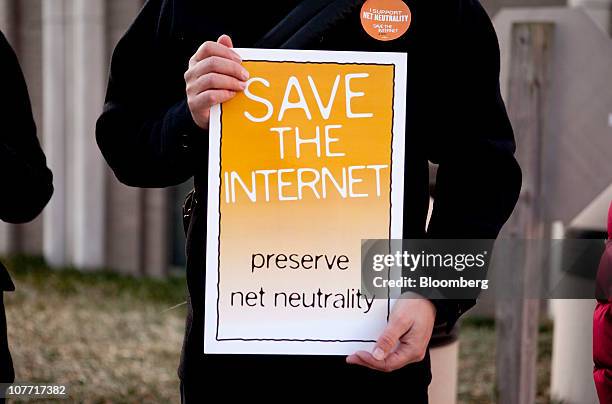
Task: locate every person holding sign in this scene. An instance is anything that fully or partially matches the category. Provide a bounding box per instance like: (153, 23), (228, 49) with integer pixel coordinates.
(96, 0), (521, 402)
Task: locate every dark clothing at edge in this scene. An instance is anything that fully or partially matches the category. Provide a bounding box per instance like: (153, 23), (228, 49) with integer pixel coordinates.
(0, 30), (54, 399)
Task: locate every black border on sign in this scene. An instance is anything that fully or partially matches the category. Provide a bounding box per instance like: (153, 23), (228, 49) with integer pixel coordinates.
(215, 60), (397, 343)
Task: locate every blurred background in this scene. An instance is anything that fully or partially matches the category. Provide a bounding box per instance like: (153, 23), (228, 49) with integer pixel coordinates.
(0, 0), (611, 402)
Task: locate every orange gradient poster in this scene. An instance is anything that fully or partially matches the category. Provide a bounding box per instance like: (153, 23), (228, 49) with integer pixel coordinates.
(205, 49), (407, 355)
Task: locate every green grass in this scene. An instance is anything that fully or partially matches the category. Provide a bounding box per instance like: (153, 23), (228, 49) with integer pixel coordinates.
(2, 256), (553, 403)
(458, 317), (553, 404)
(4, 255), (187, 306)
(3, 256), (187, 403)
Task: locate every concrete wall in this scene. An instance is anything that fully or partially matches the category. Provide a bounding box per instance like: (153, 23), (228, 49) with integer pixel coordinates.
(0, 0), (172, 277)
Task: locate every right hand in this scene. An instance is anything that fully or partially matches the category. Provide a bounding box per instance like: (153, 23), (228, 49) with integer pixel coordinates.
(184, 34), (249, 130)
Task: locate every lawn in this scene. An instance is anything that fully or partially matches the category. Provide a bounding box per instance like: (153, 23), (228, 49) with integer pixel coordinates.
(2, 256), (553, 403)
(458, 318), (553, 404)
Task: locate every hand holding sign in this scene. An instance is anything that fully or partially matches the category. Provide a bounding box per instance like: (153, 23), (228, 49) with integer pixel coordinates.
(346, 296), (436, 372)
(185, 35), (249, 130)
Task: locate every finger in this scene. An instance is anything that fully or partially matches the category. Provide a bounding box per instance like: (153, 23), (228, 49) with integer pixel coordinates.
(351, 350), (389, 371)
(189, 40), (241, 68)
(373, 317), (411, 360)
(346, 354), (382, 371)
(217, 34), (233, 48)
(186, 56), (249, 82)
(186, 72), (247, 96)
(354, 350), (384, 368)
(189, 89), (237, 112)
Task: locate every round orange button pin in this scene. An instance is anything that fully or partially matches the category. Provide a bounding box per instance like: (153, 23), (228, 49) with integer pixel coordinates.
(360, 0), (411, 41)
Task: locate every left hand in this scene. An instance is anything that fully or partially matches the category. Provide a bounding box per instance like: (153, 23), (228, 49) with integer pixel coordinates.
(346, 296), (436, 372)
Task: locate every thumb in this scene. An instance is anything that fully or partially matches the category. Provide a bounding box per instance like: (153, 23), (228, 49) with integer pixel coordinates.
(217, 34), (233, 48)
(373, 322), (404, 361)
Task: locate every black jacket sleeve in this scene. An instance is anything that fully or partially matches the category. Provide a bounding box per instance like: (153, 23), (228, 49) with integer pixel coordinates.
(0, 31), (53, 224)
(425, 0), (522, 330)
(96, 0), (205, 188)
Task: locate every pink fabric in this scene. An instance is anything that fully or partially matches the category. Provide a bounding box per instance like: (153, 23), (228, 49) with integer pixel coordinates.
(593, 201), (612, 403)
(609, 201), (612, 240)
(594, 300), (612, 401)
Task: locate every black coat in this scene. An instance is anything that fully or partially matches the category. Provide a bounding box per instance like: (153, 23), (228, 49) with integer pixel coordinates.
(0, 30), (53, 387)
(97, 0), (521, 390)
(0, 31), (53, 291)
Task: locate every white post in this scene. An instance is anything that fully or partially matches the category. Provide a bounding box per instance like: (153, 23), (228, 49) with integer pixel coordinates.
(42, 0), (68, 267)
(429, 342), (459, 404)
(549, 220), (599, 404)
(550, 299), (598, 403)
(548, 221), (565, 320)
(72, 0), (106, 269)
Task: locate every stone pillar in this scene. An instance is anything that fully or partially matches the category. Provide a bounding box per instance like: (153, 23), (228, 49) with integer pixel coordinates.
(569, 0), (612, 34)
(42, 0), (69, 266)
(0, 0), (17, 44)
(16, 0), (45, 255)
(72, 0), (106, 269)
(106, 186), (145, 274)
(42, 0), (167, 275)
(143, 188), (169, 278)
